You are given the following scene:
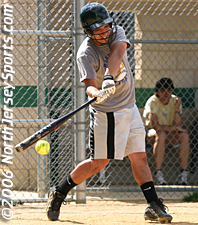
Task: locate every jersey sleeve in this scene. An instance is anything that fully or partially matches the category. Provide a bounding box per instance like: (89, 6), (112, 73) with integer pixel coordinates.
(147, 98), (158, 114)
(112, 25), (131, 49)
(77, 56), (97, 82)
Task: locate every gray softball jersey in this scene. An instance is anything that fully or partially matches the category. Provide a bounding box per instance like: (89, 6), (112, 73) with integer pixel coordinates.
(77, 25), (136, 112)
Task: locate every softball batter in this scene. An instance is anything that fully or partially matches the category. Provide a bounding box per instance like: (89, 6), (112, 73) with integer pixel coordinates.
(46, 3), (172, 223)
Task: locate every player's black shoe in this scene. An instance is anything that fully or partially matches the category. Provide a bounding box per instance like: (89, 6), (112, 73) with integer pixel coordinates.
(144, 198), (172, 223)
(46, 186), (66, 221)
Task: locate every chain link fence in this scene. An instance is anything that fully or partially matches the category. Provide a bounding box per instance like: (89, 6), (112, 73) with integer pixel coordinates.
(0, 0), (198, 203)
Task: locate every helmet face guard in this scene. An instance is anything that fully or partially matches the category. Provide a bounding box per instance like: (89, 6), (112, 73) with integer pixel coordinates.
(80, 3), (114, 36)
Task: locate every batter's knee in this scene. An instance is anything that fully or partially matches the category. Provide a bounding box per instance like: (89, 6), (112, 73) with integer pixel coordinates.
(91, 159), (110, 174)
(128, 152), (148, 164)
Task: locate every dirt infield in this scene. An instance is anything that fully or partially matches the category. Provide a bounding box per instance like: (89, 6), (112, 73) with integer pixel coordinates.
(1, 201), (198, 225)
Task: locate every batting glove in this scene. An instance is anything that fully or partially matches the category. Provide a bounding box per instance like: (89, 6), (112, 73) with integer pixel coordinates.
(102, 75), (116, 97)
(92, 90), (108, 104)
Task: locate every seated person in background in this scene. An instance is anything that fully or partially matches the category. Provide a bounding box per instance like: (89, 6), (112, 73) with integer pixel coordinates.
(190, 88), (198, 174)
(143, 77), (190, 185)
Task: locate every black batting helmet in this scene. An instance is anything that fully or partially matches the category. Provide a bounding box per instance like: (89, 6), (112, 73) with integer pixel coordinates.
(80, 3), (113, 35)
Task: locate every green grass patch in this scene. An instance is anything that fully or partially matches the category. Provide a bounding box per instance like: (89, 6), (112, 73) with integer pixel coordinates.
(183, 191), (198, 202)
(0, 200), (18, 207)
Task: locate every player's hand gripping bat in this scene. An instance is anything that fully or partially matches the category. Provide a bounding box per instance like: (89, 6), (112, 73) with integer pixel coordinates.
(15, 97), (96, 153)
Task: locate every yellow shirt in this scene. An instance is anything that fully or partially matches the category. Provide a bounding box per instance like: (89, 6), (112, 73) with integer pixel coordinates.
(143, 94), (182, 130)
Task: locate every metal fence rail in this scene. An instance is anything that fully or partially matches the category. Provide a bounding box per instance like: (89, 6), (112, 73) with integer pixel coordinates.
(0, 0), (197, 203)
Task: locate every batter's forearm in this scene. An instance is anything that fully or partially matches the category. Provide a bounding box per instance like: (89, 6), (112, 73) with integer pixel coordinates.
(105, 42), (127, 78)
(105, 53), (123, 78)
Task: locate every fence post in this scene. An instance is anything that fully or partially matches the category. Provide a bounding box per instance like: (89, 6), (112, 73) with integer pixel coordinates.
(74, 0), (86, 204)
(37, 0), (46, 198)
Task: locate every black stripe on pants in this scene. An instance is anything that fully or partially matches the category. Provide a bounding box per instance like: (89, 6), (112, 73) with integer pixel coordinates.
(90, 110), (95, 159)
(106, 112), (115, 159)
